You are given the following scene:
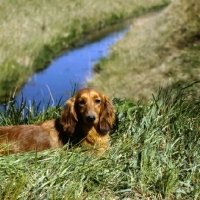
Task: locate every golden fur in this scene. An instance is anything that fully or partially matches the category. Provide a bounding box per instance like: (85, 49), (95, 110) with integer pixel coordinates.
(0, 88), (115, 155)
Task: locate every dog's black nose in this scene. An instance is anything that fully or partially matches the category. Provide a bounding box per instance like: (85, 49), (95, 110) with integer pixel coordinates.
(86, 115), (96, 123)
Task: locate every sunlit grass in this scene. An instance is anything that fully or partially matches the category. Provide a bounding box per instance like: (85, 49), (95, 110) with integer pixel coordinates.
(0, 84), (200, 199)
(89, 0), (200, 101)
(1, 0), (200, 199)
(0, 0), (169, 99)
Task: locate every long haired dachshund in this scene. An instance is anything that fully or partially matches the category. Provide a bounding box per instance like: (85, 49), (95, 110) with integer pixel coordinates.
(0, 88), (115, 155)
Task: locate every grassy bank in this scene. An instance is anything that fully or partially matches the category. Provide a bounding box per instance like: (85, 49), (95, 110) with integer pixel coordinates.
(89, 0), (200, 102)
(0, 0), (169, 99)
(0, 85), (200, 199)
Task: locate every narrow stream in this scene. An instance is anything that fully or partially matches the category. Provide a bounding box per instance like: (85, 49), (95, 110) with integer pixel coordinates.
(0, 24), (130, 112)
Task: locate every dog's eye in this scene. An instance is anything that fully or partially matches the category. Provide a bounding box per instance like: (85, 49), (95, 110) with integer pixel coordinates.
(94, 99), (101, 104)
(79, 100), (85, 105)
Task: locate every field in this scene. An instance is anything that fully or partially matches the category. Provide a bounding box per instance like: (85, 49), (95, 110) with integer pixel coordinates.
(0, 0), (200, 199)
(0, 0), (169, 99)
(89, 0), (200, 101)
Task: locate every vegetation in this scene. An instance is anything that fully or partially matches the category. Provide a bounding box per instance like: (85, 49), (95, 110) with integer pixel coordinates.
(1, 0), (200, 199)
(89, 0), (200, 102)
(0, 84), (200, 199)
(0, 0), (169, 99)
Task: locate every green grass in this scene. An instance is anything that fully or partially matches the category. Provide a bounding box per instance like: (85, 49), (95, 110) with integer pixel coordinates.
(0, 83), (200, 199)
(89, 0), (200, 102)
(1, 0), (200, 199)
(0, 0), (169, 99)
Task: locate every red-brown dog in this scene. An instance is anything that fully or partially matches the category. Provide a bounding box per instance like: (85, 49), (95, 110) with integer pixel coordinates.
(0, 88), (115, 155)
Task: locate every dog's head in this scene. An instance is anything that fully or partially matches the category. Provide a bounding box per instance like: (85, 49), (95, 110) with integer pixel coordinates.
(60, 88), (115, 136)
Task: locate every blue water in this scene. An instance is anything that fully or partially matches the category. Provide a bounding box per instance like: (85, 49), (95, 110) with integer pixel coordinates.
(0, 26), (129, 112)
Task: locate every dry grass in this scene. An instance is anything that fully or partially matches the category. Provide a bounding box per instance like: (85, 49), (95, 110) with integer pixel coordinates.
(0, 0), (169, 99)
(88, 0), (200, 101)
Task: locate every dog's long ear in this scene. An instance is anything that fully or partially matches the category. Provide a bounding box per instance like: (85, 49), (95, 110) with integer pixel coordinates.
(99, 95), (115, 134)
(60, 98), (78, 136)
